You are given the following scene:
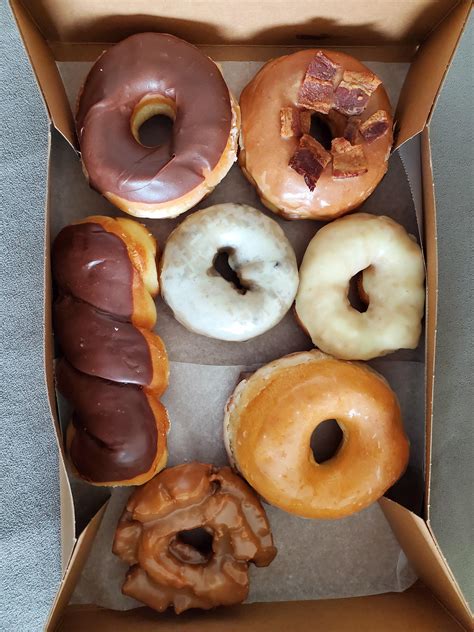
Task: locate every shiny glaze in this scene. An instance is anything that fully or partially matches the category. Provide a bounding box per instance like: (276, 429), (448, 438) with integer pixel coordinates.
(52, 216), (169, 484)
(54, 295), (152, 385)
(77, 33), (233, 204)
(57, 359), (160, 482)
(52, 222), (133, 319)
(225, 351), (409, 519)
(113, 462), (276, 613)
(240, 49), (393, 219)
(296, 213), (425, 359)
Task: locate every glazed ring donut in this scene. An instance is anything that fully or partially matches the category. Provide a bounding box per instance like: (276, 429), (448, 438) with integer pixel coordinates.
(113, 462), (276, 613)
(160, 204), (299, 341)
(76, 33), (240, 219)
(240, 49), (393, 220)
(224, 351), (409, 519)
(295, 213), (425, 360)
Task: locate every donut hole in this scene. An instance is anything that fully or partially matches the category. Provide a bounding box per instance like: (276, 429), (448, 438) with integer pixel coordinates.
(311, 419), (344, 464)
(211, 248), (248, 295)
(131, 96), (176, 149)
(348, 270), (369, 313)
(309, 114), (334, 151)
(176, 528), (214, 560)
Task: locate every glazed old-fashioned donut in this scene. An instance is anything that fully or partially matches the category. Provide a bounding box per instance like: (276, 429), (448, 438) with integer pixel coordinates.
(240, 50), (393, 219)
(160, 204), (299, 341)
(224, 351), (409, 519)
(112, 462), (276, 613)
(295, 213), (425, 360)
(76, 33), (240, 219)
(52, 216), (169, 486)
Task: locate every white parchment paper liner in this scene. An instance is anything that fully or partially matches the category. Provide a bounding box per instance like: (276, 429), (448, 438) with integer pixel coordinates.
(51, 59), (421, 607)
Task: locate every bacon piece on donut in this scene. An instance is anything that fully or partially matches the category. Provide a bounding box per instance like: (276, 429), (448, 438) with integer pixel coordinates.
(331, 138), (368, 178)
(343, 117), (361, 145)
(289, 134), (332, 191)
(280, 107), (311, 138)
(334, 70), (382, 116)
(359, 110), (390, 143)
(306, 50), (344, 83)
(297, 51), (343, 114)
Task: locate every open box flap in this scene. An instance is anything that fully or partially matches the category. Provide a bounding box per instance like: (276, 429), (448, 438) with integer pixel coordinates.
(380, 498), (473, 630)
(11, 0), (469, 151)
(46, 502), (108, 632)
(394, 0), (471, 148)
(13, 0), (461, 46)
(45, 496), (471, 630)
(43, 135), (77, 567)
(54, 584), (465, 631)
(9, 0), (75, 146)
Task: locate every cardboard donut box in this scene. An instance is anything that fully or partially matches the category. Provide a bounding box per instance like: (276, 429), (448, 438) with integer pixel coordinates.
(10, 1), (472, 630)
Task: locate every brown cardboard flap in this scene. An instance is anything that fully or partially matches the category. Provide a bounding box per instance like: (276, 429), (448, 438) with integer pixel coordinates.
(395, 0), (471, 147)
(43, 154), (76, 569)
(46, 503), (108, 632)
(55, 582), (463, 631)
(420, 127), (438, 503)
(380, 498), (473, 630)
(9, 0), (75, 146)
(19, 0), (459, 45)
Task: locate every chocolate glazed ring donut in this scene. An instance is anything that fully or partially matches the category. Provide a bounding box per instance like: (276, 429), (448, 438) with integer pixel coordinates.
(113, 463), (277, 613)
(76, 33), (240, 219)
(52, 216), (170, 486)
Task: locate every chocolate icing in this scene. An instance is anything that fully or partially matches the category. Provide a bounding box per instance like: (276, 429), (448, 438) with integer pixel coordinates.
(76, 33), (233, 204)
(56, 359), (158, 482)
(52, 223), (133, 319)
(54, 295), (152, 385)
(113, 463), (276, 613)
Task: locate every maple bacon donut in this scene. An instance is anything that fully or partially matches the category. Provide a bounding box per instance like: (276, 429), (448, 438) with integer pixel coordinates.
(76, 33), (240, 219)
(224, 351), (409, 519)
(240, 50), (393, 219)
(113, 463), (276, 613)
(296, 213), (425, 360)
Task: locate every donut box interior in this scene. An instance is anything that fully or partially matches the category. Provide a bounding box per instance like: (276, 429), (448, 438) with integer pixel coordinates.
(9, 0), (472, 630)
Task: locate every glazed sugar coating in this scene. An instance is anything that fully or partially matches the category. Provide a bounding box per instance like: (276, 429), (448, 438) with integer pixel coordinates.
(224, 350), (409, 519)
(160, 204), (299, 341)
(113, 462), (276, 613)
(295, 213), (425, 359)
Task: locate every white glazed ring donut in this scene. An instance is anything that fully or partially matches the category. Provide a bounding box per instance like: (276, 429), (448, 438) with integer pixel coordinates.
(295, 213), (425, 360)
(160, 204), (299, 341)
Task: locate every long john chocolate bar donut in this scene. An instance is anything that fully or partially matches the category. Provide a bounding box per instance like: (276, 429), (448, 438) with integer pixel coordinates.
(52, 216), (169, 486)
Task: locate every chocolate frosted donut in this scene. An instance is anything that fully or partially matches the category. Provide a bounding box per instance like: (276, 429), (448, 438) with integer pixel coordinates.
(77, 33), (240, 219)
(113, 463), (276, 613)
(52, 216), (169, 486)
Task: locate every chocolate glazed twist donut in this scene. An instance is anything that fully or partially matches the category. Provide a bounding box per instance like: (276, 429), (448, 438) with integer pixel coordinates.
(113, 462), (277, 613)
(52, 216), (170, 486)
